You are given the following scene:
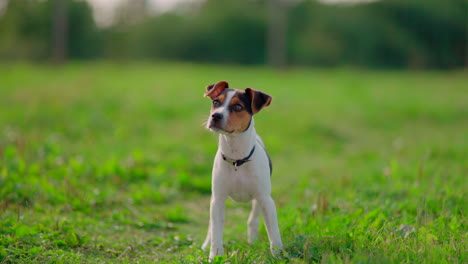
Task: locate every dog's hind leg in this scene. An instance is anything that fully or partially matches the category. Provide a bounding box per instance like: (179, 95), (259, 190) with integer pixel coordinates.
(201, 223), (210, 250)
(247, 199), (261, 244)
(257, 196), (283, 255)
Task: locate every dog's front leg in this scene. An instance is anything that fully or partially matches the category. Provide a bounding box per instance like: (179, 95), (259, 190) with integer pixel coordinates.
(209, 197), (226, 259)
(258, 196), (283, 255)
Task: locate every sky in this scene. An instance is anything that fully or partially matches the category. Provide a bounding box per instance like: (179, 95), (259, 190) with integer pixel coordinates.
(87, 0), (195, 26)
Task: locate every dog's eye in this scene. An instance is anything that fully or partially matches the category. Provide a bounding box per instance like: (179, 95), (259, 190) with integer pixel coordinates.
(212, 100), (221, 107)
(232, 104), (243, 112)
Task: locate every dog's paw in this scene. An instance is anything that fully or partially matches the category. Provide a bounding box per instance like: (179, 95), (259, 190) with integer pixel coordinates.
(209, 246), (224, 260)
(248, 236), (258, 244)
(270, 245), (284, 258)
(201, 240), (210, 250)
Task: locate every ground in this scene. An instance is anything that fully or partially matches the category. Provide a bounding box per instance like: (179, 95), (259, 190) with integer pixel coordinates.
(0, 62), (467, 263)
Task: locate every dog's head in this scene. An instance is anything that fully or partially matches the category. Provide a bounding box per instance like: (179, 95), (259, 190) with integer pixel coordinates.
(204, 81), (272, 134)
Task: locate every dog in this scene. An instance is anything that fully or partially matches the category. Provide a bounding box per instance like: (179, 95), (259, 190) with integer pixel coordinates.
(201, 81), (283, 259)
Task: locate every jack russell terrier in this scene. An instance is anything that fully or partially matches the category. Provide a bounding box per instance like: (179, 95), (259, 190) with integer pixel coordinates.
(201, 81), (283, 259)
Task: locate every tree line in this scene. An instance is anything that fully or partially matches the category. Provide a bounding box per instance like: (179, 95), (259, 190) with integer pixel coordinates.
(0, 0), (465, 69)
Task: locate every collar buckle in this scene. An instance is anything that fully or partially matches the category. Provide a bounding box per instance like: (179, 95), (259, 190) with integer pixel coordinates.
(221, 146), (256, 171)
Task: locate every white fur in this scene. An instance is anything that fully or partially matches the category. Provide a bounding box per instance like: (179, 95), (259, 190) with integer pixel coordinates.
(210, 90), (235, 131)
(202, 117), (283, 260)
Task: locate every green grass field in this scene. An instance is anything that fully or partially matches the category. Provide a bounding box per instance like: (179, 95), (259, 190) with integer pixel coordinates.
(0, 63), (466, 263)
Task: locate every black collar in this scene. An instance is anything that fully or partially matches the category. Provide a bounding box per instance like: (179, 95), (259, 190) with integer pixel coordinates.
(222, 146), (256, 170)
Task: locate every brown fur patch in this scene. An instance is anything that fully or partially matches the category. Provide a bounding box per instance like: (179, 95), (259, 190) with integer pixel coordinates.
(211, 92), (227, 112)
(204, 81), (229, 99)
(224, 92), (252, 133)
(245, 88), (272, 114)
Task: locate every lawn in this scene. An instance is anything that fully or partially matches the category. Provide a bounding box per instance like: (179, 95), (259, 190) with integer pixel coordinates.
(0, 62), (466, 263)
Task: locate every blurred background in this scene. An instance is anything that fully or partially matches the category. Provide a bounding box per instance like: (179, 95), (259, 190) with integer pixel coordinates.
(0, 0), (466, 69)
(1, 1), (467, 262)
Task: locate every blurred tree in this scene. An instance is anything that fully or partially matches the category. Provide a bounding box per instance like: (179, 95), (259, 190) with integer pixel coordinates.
(288, 0), (466, 68)
(123, 0), (267, 64)
(51, 0), (68, 63)
(0, 0), (465, 69)
(67, 0), (102, 59)
(0, 0), (49, 60)
(0, 0), (101, 61)
(267, 0), (288, 68)
(375, 0), (466, 68)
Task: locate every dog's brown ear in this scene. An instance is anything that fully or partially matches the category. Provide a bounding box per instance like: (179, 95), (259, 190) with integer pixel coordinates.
(204, 81), (229, 99)
(245, 88), (272, 114)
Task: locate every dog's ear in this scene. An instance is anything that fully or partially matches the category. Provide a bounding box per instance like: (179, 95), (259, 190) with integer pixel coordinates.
(245, 88), (272, 114)
(204, 81), (229, 99)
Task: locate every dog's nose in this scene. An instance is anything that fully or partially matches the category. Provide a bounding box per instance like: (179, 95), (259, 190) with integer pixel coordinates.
(212, 113), (223, 121)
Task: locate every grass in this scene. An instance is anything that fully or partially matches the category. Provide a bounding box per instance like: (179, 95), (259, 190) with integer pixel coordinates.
(0, 62), (466, 263)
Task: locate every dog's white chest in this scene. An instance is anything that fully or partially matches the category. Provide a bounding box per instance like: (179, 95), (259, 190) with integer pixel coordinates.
(225, 170), (255, 202)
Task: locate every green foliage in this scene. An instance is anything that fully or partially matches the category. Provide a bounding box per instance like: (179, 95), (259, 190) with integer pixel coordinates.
(0, 63), (467, 263)
(0, 0), (101, 60)
(288, 0), (466, 68)
(0, 0), (465, 68)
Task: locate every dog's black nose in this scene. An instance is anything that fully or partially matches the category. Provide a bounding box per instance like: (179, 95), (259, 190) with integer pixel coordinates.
(212, 113), (223, 121)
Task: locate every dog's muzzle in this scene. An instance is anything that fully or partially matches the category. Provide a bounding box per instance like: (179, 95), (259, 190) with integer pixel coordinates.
(211, 113), (223, 121)
(208, 113), (227, 132)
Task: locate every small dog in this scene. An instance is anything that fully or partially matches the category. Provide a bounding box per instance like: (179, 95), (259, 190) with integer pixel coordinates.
(201, 81), (283, 259)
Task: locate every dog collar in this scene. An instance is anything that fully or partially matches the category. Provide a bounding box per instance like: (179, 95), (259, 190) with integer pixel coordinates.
(222, 146), (256, 171)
